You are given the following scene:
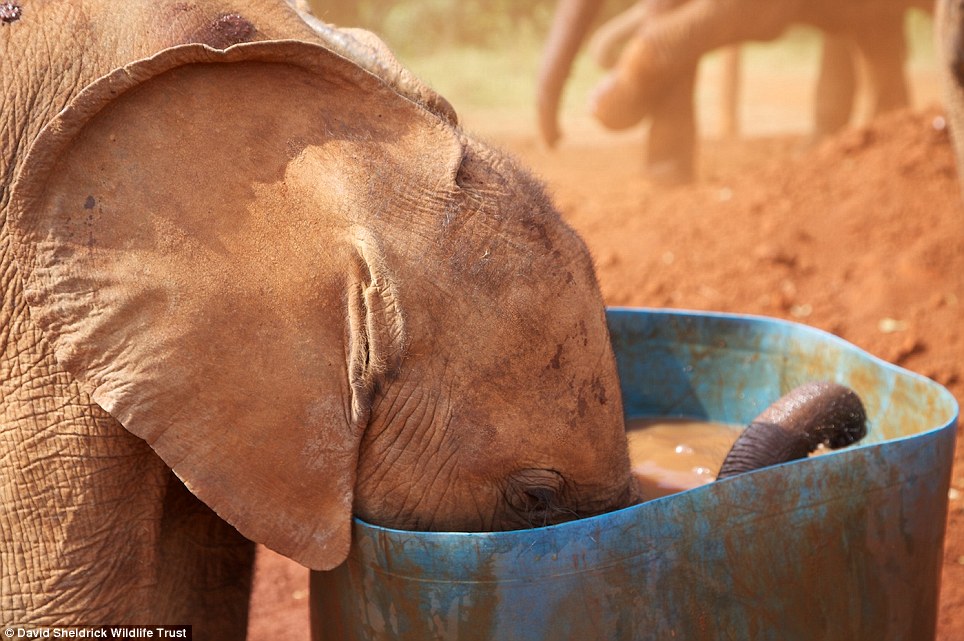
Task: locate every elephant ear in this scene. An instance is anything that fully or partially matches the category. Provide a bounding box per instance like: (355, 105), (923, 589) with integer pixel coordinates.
(9, 40), (461, 570)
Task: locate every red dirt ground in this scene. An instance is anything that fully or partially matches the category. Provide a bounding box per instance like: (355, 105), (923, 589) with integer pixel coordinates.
(247, 107), (964, 639)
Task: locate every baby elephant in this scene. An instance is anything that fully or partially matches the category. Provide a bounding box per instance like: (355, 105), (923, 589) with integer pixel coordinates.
(1, 0), (635, 635)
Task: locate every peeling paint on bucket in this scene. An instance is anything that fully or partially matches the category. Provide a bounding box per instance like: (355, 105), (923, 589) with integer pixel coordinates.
(310, 308), (959, 641)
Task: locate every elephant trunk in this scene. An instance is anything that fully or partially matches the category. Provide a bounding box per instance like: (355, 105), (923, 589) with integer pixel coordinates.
(643, 62), (697, 183)
(588, 0), (704, 131)
(717, 381), (867, 479)
(813, 34), (859, 139)
(537, 0), (604, 147)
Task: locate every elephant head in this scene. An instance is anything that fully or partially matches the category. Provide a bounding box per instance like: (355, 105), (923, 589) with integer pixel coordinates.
(8, 38), (636, 572)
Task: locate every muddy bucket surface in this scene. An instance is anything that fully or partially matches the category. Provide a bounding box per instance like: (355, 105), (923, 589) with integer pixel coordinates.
(310, 308), (959, 641)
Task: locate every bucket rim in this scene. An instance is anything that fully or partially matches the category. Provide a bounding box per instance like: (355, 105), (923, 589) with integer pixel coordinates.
(348, 307), (959, 542)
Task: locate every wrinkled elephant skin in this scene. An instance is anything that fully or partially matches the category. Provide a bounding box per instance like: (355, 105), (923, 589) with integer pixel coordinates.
(0, 0), (636, 633)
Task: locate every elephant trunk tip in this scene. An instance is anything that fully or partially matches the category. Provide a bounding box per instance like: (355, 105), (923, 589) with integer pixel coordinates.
(756, 380), (868, 453)
(541, 127), (561, 149)
(536, 93), (563, 149)
(812, 382), (868, 449)
(589, 74), (650, 131)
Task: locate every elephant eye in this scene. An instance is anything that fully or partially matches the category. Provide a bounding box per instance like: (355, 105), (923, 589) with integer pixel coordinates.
(506, 469), (565, 516)
(523, 486), (558, 511)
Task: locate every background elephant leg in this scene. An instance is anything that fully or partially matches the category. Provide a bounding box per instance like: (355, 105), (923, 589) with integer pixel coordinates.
(853, 16), (910, 120)
(646, 62), (697, 184)
(813, 33), (858, 139)
(718, 45), (741, 139)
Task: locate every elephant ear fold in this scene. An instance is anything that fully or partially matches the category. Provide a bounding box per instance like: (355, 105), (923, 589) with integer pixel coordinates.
(9, 40), (459, 570)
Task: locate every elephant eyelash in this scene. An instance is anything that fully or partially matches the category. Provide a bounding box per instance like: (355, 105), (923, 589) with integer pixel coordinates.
(523, 501), (580, 529)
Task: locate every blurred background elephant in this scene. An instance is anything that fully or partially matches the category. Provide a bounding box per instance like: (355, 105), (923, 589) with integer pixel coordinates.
(538, 0), (932, 183)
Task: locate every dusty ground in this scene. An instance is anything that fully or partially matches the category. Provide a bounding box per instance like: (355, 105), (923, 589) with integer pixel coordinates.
(247, 80), (964, 639)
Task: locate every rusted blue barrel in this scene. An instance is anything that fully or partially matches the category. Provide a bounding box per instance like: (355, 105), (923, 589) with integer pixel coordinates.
(310, 308), (959, 641)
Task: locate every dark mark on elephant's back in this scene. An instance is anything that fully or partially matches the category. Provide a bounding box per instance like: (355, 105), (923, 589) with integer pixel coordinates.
(190, 12), (256, 49)
(1, 1), (22, 24)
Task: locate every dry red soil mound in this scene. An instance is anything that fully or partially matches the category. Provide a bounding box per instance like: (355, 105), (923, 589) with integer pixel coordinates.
(248, 108), (964, 640)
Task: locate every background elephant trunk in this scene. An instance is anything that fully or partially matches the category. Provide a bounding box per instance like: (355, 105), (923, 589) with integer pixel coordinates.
(643, 63), (698, 183)
(588, 0), (705, 131)
(588, 2), (648, 69)
(537, 0), (603, 146)
(591, 0), (792, 130)
(717, 381), (868, 479)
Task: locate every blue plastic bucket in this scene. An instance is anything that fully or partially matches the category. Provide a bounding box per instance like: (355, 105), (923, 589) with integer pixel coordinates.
(310, 309), (959, 641)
